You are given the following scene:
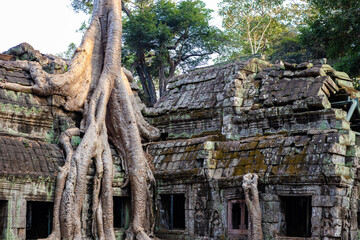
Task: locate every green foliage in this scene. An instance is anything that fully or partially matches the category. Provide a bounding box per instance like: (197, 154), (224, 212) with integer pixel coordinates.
(77, 20), (90, 34)
(57, 43), (77, 60)
(71, 0), (93, 14)
(123, 0), (224, 74)
(71, 136), (82, 147)
(269, 32), (326, 63)
(218, 0), (310, 60)
(270, 36), (307, 63)
(71, 0), (223, 100)
(300, 0), (360, 77)
(334, 53), (360, 78)
(23, 139), (30, 149)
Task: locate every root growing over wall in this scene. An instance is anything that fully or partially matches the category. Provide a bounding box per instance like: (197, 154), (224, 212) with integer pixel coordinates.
(0, 0), (159, 239)
(242, 173), (263, 240)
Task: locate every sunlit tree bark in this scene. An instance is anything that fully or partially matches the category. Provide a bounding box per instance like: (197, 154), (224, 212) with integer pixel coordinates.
(0, 0), (159, 239)
(242, 173), (263, 240)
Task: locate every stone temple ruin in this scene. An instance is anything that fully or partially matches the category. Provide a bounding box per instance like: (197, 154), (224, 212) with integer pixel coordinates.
(1, 43), (360, 239)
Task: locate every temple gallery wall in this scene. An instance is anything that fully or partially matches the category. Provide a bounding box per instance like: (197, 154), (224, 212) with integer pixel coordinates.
(1, 44), (360, 239)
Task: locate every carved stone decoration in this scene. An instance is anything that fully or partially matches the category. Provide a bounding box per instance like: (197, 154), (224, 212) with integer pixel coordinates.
(194, 201), (205, 236)
(242, 173), (263, 240)
(210, 210), (222, 238)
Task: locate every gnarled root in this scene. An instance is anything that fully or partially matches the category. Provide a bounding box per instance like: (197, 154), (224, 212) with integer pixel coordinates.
(47, 128), (80, 240)
(0, 0), (159, 239)
(107, 71), (159, 240)
(242, 173), (263, 240)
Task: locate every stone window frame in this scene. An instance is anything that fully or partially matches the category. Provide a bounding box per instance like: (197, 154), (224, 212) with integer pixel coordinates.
(113, 196), (131, 229)
(156, 185), (188, 234)
(227, 198), (248, 236)
(276, 186), (318, 239)
(280, 195), (312, 238)
(25, 200), (54, 239)
(24, 194), (55, 239)
(112, 190), (131, 239)
(158, 193), (186, 230)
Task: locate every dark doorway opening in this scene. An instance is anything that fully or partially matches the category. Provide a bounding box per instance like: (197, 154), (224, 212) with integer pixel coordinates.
(113, 196), (131, 229)
(0, 200), (7, 239)
(227, 199), (248, 235)
(26, 201), (53, 239)
(160, 132), (168, 141)
(159, 194), (185, 230)
(282, 196), (311, 237)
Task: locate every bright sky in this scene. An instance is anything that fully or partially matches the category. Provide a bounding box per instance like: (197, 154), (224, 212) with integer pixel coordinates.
(0, 0), (222, 55)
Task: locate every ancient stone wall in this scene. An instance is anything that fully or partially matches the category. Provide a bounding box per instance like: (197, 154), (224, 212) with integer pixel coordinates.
(0, 45), (129, 239)
(1, 46), (360, 239)
(147, 59), (360, 239)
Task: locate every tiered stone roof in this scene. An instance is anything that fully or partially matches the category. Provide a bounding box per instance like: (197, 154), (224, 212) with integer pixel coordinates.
(147, 58), (360, 186)
(0, 135), (63, 178)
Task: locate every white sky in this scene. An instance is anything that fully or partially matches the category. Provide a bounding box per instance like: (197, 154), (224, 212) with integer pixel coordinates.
(0, 0), (222, 55)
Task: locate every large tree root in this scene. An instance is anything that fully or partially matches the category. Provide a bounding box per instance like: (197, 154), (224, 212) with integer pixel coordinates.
(242, 173), (263, 240)
(0, 0), (159, 239)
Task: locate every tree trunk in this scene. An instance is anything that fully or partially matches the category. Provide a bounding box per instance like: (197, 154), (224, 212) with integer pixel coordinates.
(0, 0), (159, 239)
(158, 61), (166, 97)
(135, 53), (157, 106)
(242, 173), (263, 240)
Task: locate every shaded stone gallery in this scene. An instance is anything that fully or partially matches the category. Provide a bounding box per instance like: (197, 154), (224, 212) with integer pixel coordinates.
(1, 44), (360, 239)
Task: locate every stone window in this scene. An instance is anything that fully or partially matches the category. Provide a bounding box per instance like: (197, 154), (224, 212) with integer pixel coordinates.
(26, 201), (53, 239)
(113, 196), (131, 229)
(159, 194), (185, 230)
(281, 196), (311, 237)
(227, 199), (248, 235)
(0, 200), (7, 239)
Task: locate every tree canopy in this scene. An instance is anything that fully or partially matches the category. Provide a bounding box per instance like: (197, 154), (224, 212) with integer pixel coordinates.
(300, 0), (360, 77)
(70, 0), (360, 81)
(218, 0), (309, 61)
(123, 0), (224, 104)
(1, 0), (160, 239)
(70, 0), (224, 105)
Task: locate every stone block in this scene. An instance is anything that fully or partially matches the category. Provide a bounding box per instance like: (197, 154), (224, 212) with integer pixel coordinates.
(322, 221), (342, 237)
(331, 154), (345, 165)
(330, 119), (350, 130)
(346, 145), (360, 158)
(312, 196), (339, 207)
(311, 225), (321, 237)
(326, 133), (340, 143)
(213, 168), (223, 179)
(311, 207), (322, 225)
(262, 201), (280, 223)
(262, 193), (279, 202)
(328, 143), (346, 156)
(341, 197), (350, 208)
(329, 207), (343, 218)
(325, 187), (347, 196)
(222, 167), (234, 177)
(262, 223), (279, 238)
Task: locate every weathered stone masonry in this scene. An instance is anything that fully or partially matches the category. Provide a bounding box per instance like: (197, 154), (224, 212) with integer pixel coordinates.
(0, 44), (130, 239)
(145, 59), (360, 239)
(1, 43), (360, 239)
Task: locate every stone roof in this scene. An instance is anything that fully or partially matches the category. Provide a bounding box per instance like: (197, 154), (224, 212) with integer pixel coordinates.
(149, 130), (355, 184)
(256, 62), (358, 108)
(146, 59), (270, 139)
(0, 61), (55, 140)
(155, 60), (356, 112)
(147, 59), (360, 140)
(154, 58), (270, 112)
(0, 135), (64, 178)
(148, 59), (360, 184)
(150, 136), (220, 180)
